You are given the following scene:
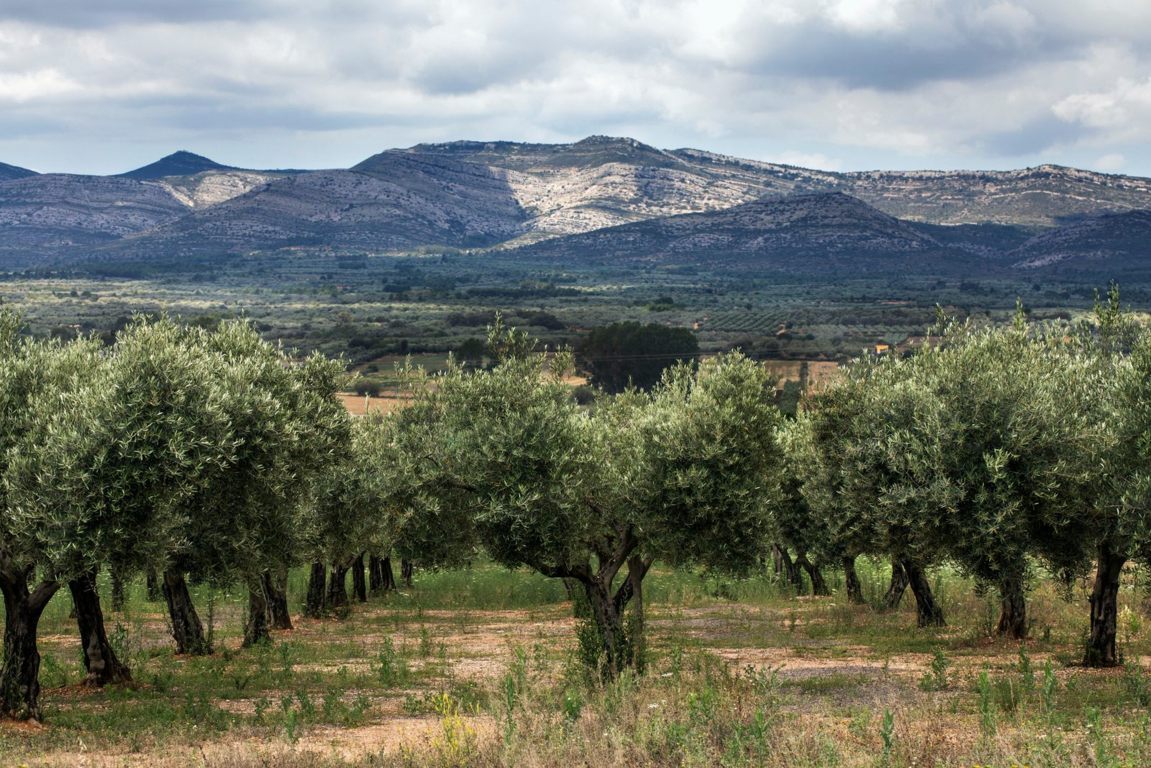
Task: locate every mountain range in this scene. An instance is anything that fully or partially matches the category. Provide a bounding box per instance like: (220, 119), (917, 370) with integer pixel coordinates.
(3, 137), (1151, 279)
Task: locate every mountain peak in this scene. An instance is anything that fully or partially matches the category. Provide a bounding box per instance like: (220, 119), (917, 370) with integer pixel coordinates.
(0, 160), (38, 181)
(118, 151), (235, 180)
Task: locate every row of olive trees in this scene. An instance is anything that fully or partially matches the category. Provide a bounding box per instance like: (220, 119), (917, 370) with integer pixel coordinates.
(0, 314), (350, 720)
(787, 297), (1151, 667)
(15, 301), (1146, 721)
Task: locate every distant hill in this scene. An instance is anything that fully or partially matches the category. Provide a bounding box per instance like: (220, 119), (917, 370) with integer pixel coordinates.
(99, 155), (530, 263)
(512, 191), (996, 277)
(0, 175), (187, 251)
(1012, 209), (1151, 275)
(0, 161), (37, 182)
(118, 151), (237, 180)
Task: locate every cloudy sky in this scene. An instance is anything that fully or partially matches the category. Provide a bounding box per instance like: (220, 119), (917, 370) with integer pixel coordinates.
(2, 0), (1151, 176)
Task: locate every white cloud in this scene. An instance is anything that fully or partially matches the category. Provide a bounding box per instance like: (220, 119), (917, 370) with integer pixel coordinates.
(0, 68), (80, 102)
(2, 1), (1151, 174)
(1094, 153), (1126, 171)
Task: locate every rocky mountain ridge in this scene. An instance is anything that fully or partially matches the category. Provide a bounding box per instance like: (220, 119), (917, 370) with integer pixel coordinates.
(1, 137), (1150, 277)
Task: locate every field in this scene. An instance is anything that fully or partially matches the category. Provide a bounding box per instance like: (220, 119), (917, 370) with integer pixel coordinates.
(0, 252), (1120, 369)
(5, 562), (1151, 766)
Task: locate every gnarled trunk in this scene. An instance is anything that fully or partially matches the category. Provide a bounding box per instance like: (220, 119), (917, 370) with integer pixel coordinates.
(69, 571), (131, 686)
(0, 569), (59, 721)
(773, 544), (805, 593)
(996, 575), (1028, 639)
(902, 559), (945, 627)
(352, 553), (367, 603)
(263, 569), (292, 630)
(162, 570), (210, 655)
(304, 561), (326, 618)
(582, 579), (626, 677)
(843, 555), (865, 605)
(1085, 542), (1127, 667)
(796, 551), (829, 596)
(883, 560), (909, 611)
(243, 580), (270, 647)
(327, 564), (349, 610)
(401, 559), (414, 588)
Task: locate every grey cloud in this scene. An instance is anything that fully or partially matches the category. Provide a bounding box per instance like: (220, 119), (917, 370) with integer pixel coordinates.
(978, 114), (1097, 156)
(0, 0), (274, 27)
(751, 28), (1043, 90)
(734, 6), (1069, 92)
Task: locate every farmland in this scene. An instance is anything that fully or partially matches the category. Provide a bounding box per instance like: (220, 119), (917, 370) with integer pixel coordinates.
(0, 251), (1115, 377)
(0, 248), (1148, 768)
(4, 561), (1151, 766)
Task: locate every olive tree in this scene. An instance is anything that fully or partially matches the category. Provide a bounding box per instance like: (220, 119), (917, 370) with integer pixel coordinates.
(1082, 290), (1151, 666)
(911, 320), (1106, 639)
(399, 343), (784, 676)
(7, 317), (242, 688)
(0, 315), (100, 719)
(304, 413), (406, 615)
(792, 357), (948, 626)
(157, 320), (349, 649)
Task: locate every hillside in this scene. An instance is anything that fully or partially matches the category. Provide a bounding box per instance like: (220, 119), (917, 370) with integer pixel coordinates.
(101, 157), (528, 262)
(1012, 209), (1151, 274)
(0, 161), (37, 182)
(0, 174), (188, 261)
(513, 192), (993, 276)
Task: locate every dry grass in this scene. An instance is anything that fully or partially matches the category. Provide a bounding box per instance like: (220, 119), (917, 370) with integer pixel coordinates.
(5, 563), (1151, 766)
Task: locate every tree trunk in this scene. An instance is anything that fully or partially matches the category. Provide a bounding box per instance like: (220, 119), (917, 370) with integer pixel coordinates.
(327, 564), (349, 610)
(369, 555), (383, 593)
(110, 569), (126, 612)
(0, 570), (59, 721)
(582, 579), (626, 678)
(796, 552), (830, 596)
(773, 544), (805, 593)
(352, 553), (367, 603)
(243, 581), (270, 647)
(883, 560), (909, 611)
(145, 569), (161, 602)
(624, 556), (647, 673)
(161, 570), (210, 655)
(996, 575), (1028, 639)
(305, 561), (326, 618)
(902, 560), (945, 627)
(401, 559), (413, 587)
(843, 555), (865, 605)
(1084, 542), (1127, 667)
(381, 556), (396, 592)
(68, 571), (131, 686)
(263, 569), (292, 630)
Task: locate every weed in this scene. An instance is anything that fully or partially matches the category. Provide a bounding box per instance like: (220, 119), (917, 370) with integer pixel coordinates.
(919, 648), (952, 691)
(978, 669), (997, 738)
(879, 708), (895, 767)
(1041, 660), (1058, 714)
(430, 692), (478, 767)
(374, 637), (410, 687)
(1121, 661), (1151, 707)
